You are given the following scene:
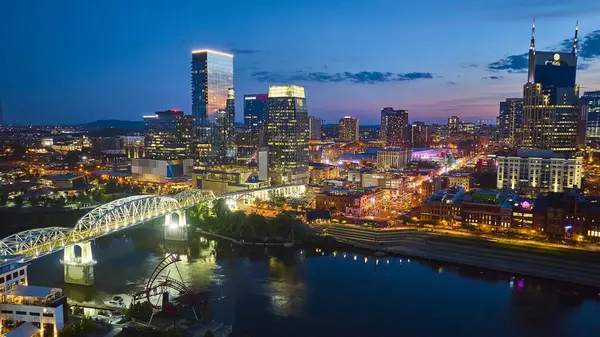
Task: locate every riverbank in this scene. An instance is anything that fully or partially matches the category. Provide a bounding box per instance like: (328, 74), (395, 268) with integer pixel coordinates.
(320, 225), (600, 288)
(195, 229), (298, 247)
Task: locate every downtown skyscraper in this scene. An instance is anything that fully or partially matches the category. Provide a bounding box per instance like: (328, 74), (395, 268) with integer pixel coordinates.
(338, 116), (359, 141)
(266, 85), (309, 185)
(308, 116), (322, 140)
(520, 22), (581, 155)
(144, 110), (193, 160)
(497, 98), (523, 145)
(381, 107), (409, 147)
(582, 91), (600, 150)
(191, 49), (234, 164)
(244, 94), (268, 147)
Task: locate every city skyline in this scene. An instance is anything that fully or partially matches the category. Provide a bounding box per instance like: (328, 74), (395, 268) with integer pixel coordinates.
(2, 1), (600, 125)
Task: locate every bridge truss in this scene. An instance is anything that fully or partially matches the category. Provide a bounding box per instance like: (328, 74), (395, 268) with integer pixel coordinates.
(0, 186), (304, 262)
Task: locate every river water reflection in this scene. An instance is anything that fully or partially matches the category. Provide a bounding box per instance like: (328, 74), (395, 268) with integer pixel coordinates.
(26, 225), (600, 337)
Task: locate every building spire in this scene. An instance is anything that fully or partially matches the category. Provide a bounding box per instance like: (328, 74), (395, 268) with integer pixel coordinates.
(572, 20), (579, 57)
(529, 17), (536, 52)
(527, 18), (536, 84)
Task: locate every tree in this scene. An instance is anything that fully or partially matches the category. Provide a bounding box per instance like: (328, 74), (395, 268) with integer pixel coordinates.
(80, 317), (96, 334)
(64, 151), (82, 164)
(13, 196), (24, 207)
(268, 195), (286, 208)
(75, 193), (90, 205)
(106, 180), (118, 194)
(211, 198), (230, 218)
(204, 331), (214, 337)
(28, 196), (40, 207)
(58, 325), (79, 337)
(7, 142), (26, 161)
(0, 194), (8, 206)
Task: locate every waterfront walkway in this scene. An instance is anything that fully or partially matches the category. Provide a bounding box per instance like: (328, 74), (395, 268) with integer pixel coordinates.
(320, 225), (600, 287)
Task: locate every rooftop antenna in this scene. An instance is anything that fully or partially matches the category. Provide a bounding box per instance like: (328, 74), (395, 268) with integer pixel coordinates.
(572, 20), (579, 57)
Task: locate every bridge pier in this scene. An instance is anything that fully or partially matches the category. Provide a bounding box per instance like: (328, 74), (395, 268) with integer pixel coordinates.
(164, 210), (188, 241)
(62, 241), (96, 286)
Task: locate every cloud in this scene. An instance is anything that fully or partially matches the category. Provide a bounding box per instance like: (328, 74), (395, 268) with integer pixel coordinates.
(481, 76), (504, 80)
(487, 53), (528, 71)
(229, 48), (261, 54)
(250, 71), (435, 84)
(578, 63), (591, 70)
(580, 30), (600, 59)
(447, 81), (457, 85)
(487, 29), (600, 72)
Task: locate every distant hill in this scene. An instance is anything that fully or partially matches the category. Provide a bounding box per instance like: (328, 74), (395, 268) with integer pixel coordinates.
(81, 120), (144, 130)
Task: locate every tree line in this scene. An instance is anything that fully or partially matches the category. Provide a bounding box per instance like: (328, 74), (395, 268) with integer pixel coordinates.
(187, 198), (299, 242)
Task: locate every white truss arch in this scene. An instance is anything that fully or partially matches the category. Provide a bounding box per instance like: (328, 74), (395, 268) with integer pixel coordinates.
(173, 190), (216, 209)
(0, 184), (307, 262)
(0, 227), (72, 257)
(71, 195), (180, 241)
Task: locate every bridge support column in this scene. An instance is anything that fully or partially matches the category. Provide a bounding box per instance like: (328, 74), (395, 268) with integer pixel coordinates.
(164, 210), (188, 241)
(62, 242), (96, 286)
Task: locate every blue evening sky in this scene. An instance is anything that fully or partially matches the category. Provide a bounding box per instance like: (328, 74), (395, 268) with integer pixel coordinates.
(2, 0), (600, 125)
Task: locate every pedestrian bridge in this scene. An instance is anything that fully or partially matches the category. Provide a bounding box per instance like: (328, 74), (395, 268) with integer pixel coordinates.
(0, 185), (305, 263)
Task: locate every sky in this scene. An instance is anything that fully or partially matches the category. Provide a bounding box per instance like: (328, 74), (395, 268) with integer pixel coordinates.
(2, 0), (600, 125)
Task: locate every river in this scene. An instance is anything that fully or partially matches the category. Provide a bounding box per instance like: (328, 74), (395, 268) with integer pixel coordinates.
(25, 224), (600, 337)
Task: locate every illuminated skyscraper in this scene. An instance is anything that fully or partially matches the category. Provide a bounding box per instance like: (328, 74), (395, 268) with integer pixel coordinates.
(220, 88), (236, 160)
(583, 91), (600, 150)
(521, 21), (580, 155)
(266, 85), (309, 185)
(191, 49), (234, 163)
(447, 116), (460, 130)
(144, 110), (193, 160)
(308, 116), (322, 140)
(381, 107), (408, 147)
(338, 116), (359, 141)
(244, 93), (268, 146)
(410, 121), (430, 147)
(497, 98), (523, 145)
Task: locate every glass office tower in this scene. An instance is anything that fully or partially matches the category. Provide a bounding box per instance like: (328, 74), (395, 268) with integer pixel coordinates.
(266, 85), (309, 185)
(521, 23), (580, 155)
(191, 49), (234, 163)
(583, 91), (600, 150)
(244, 94), (268, 147)
(144, 110), (193, 160)
(497, 98), (523, 146)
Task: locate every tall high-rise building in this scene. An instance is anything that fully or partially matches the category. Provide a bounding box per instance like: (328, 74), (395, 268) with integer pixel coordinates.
(144, 110), (193, 160)
(410, 121), (430, 147)
(308, 116), (322, 140)
(338, 116), (359, 141)
(521, 22), (580, 155)
(191, 49), (234, 163)
(221, 88), (236, 160)
(497, 98), (523, 145)
(582, 91), (600, 150)
(448, 116), (460, 130)
(381, 107), (408, 147)
(244, 94), (268, 146)
(266, 85), (309, 185)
